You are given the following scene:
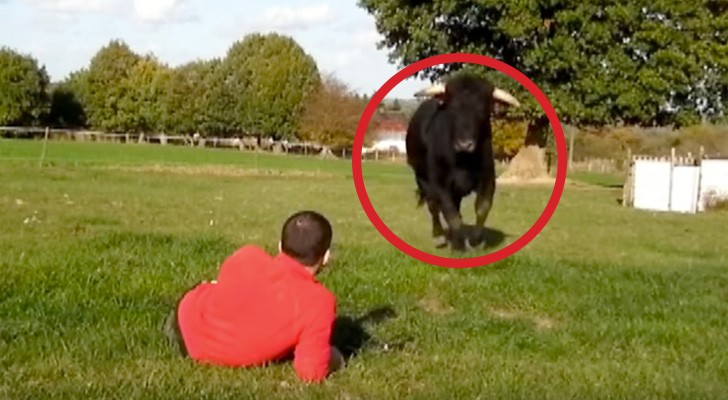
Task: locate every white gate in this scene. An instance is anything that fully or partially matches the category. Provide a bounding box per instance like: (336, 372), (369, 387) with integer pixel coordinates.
(632, 159), (672, 212)
(627, 152), (727, 214)
(698, 160), (728, 211)
(670, 165), (701, 213)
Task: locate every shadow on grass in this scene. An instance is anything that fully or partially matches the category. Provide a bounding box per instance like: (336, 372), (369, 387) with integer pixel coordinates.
(439, 224), (508, 251)
(602, 183), (624, 189)
(473, 225), (508, 250)
(330, 306), (402, 360)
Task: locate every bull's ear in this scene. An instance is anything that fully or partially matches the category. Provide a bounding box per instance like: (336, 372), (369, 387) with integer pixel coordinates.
(493, 88), (521, 108)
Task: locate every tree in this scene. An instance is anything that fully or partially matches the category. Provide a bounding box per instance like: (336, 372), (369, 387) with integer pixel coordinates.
(118, 55), (169, 134)
(159, 59), (217, 135)
(67, 40), (172, 134)
(47, 81), (87, 128)
(0, 47), (50, 126)
(201, 57), (239, 136)
(298, 73), (369, 147)
(49, 69), (91, 129)
(358, 0), (728, 179)
(221, 33), (321, 140)
(81, 39), (143, 132)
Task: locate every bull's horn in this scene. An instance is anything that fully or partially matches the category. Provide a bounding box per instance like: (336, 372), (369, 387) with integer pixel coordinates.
(414, 83), (446, 97)
(493, 88), (520, 107)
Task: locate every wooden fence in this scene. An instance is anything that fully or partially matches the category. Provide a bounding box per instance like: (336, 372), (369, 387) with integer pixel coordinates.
(0, 126), (356, 158)
(1, 126), (662, 174)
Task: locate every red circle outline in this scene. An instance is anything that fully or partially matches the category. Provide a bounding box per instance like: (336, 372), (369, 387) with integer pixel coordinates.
(352, 53), (566, 268)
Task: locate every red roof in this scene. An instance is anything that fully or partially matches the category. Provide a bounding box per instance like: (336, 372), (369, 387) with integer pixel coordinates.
(371, 111), (408, 131)
(375, 120), (407, 131)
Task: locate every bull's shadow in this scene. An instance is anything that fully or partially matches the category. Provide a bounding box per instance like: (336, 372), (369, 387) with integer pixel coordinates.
(330, 306), (401, 360)
(439, 224), (507, 251)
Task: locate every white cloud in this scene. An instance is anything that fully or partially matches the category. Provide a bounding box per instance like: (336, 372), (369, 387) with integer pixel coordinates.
(254, 3), (334, 31)
(133, 0), (195, 24)
(21, 0), (124, 27)
(331, 48), (365, 68)
(324, 28), (382, 69)
(24, 0), (118, 13)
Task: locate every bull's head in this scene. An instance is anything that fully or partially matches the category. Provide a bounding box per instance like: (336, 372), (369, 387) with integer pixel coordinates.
(414, 76), (520, 153)
(414, 83), (521, 108)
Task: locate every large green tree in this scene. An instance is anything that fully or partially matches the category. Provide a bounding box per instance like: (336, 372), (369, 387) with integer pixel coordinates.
(66, 40), (172, 134)
(119, 55), (169, 134)
(80, 39), (144, 132)
(221, 33), (321, 140)
(159, 59), (218, 135)
(358, 0), (728, 178)
(0, 47), (50, 126)
(200, 57), (238, 136)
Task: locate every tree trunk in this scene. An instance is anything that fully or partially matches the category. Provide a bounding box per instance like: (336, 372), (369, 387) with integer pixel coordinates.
(499, 116), (551, 181)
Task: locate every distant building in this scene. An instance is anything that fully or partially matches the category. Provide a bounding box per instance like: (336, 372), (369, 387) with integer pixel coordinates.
(364, 113), (407, 155)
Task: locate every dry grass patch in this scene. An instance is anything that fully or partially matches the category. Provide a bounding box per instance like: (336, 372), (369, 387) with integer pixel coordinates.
(98, 164), (337, 179)
(486, 305), (562, 331)
(418, 293), (455, 316)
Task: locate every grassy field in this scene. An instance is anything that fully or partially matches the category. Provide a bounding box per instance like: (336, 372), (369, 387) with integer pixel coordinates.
(1, 139), (727, 399)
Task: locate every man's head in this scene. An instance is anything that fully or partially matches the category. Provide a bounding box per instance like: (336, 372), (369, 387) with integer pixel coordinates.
(278, 210), (333, 273)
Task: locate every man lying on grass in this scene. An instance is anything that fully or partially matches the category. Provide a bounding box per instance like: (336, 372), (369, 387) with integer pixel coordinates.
(164, 210), (345, 383)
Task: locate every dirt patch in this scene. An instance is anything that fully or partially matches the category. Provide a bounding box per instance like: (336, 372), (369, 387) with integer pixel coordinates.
(496, 176), (558, 186)
(486, 305), (561, 331)
(418, 294), (454, 316)
(97, 164), (337, 179)
(496, 176), (613, 189)
(532, 316), (559, 330)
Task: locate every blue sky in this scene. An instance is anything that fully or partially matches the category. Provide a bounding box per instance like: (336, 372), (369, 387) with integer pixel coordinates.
(0, 0), (431, 99)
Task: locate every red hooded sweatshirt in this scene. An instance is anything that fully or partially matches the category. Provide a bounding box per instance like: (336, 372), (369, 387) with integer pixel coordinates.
(177, 245), (336, 382)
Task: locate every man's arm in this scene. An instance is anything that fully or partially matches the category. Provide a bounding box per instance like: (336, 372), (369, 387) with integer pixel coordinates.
(292, 294), (337, 383)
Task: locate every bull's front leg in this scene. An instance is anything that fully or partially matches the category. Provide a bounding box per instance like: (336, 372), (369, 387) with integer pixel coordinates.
(433, 189), (467, 252)
(416, 178), (448, 248)
(472, 169), (496, 247)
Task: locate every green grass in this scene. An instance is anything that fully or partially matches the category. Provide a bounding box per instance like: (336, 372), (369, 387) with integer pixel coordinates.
(568, 170), (626, 188)
(1, 139), (727, 399)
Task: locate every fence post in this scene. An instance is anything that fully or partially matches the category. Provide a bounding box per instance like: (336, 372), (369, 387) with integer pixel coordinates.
(623, 153), (635, 207)
(625, 148), (631, 172)
(568, 126), (575, 171)
(39, 126), (49, 167)
(668, 147), (676, 211)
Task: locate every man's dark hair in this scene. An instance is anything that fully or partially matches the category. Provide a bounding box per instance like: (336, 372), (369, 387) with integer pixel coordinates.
(280, 210), (333, 267)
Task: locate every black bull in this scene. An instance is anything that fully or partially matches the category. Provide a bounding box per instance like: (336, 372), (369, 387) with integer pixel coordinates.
(405, 73), (520, 252)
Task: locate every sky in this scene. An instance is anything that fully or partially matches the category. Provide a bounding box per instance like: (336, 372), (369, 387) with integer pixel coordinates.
(0, 0), (431, 99)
